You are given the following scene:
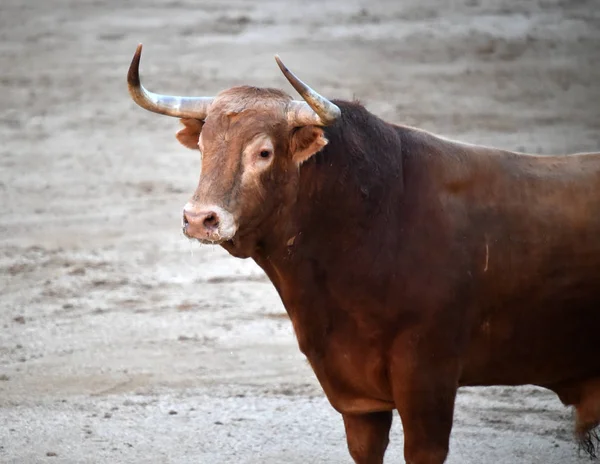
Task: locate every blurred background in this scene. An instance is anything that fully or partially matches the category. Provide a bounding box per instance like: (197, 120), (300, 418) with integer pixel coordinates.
(1, 0), (599, 462)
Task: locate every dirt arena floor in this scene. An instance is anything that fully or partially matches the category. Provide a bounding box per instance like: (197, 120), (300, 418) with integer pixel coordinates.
(1, 0), (599, 462)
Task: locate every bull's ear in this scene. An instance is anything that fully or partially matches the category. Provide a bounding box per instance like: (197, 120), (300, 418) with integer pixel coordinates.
(176, 118), (204, 150)
(290, 126), (328, 165)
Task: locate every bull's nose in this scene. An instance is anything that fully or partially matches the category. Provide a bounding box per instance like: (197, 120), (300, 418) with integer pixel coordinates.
(183, 205), (220, 232)
(181, 203), (237, 243)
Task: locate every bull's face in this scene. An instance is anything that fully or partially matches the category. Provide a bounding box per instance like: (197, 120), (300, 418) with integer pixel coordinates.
(127, 45), (340, 257)
(177, 92), (328, 254)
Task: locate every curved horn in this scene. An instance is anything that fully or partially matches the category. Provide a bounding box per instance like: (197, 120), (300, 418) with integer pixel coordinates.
(274, 55), (341, 126)
(128, 44), (214, 119)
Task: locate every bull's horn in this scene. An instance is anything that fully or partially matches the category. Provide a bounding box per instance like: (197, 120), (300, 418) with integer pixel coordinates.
(128, 44), (214, 119)
(275, 55), (341, 126)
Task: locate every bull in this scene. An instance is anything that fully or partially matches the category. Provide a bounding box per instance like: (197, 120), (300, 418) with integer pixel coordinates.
(127, 44), (600, 463)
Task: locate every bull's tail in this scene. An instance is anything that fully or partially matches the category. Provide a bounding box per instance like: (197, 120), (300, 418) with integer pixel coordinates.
(577, 417), (600, 459)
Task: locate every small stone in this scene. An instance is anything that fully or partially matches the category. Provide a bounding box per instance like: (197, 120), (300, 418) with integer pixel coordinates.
(103, 412), (112, 419)
(46, 451), (57, 457)
(168, 410), (178, 415)
(0, 374), (9, 381)
(13, 316), (25, 324)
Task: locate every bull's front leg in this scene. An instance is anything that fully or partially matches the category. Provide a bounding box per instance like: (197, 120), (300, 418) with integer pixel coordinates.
(391, 343), (459, 464)
(342, 410), (393, 464)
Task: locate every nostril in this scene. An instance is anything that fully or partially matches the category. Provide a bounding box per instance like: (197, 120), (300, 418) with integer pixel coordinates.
(203, 212), (219, 229)
(182, 205), (222, 235)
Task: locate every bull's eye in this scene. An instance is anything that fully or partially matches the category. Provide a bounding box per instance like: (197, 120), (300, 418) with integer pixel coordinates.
(259, 150), (271, 159)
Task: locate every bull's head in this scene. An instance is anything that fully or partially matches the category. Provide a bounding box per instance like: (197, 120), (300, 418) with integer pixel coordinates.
(128, 45), (340, 257)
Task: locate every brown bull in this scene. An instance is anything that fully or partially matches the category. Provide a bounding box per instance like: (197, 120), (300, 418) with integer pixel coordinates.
(127, 44), (600, 464)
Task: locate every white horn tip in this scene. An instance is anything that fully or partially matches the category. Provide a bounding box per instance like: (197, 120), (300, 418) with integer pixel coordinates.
(274, 54), (287, 71)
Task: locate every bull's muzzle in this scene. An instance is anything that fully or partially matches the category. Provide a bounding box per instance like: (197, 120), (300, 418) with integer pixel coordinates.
(182, 203), (237, 244)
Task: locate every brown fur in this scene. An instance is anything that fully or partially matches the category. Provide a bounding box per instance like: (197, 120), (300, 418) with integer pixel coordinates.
(289, 126), (328, 165)
(171, 88), (600, 464)
(176, 118), (204, 149)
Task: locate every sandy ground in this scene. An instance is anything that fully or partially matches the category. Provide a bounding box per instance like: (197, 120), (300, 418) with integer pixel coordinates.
(1, 0), (599, 462)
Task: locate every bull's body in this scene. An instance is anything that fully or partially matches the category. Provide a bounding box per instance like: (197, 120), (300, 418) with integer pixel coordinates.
(252, 103), (600, 462)
(128, 46), (600, 463)
(261, 104), (600, 389)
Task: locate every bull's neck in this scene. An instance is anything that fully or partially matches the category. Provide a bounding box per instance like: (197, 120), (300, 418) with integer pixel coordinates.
(248, 122), (405, 358)
(251, 106), (405, 297)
